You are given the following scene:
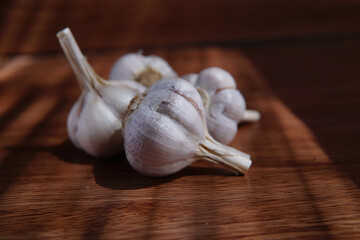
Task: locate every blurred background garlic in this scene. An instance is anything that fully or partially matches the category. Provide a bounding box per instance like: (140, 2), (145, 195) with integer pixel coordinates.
(183, 67), (260, 145)
(57, 28), (146, 157)
(123, 78), (252, 177)
(109, 52), (177, 87)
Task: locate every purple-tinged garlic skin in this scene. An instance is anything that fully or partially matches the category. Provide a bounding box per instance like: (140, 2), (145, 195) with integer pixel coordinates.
(183, 67), (246, 145)
(109, 53), (177, 87)
(123, 78), (251, 177)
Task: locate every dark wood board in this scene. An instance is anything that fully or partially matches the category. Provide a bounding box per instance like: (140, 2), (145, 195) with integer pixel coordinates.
(0, 43), (359, 239)
(1, 0), (360, 54)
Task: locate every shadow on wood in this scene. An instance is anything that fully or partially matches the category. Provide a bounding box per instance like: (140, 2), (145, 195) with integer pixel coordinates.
(5, 139), (239, 191)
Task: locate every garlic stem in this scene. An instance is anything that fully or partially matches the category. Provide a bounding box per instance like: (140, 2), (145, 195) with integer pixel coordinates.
(195, 133), (252, 174)
(57, 28), (99, 92)
(242, 109), (261, 122)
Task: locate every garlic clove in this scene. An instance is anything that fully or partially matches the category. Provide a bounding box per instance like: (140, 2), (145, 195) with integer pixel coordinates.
(197, 67), (236, 93)
(75, 92), (123, 157)
(123, 78), (251, 177)
(183, 67), (260, 144)
(206, 88), (245, 144)
(145, 55), (177, 79)
(109, 53), (177, 87)
(211, 88), (246, 122)
(124, 105), (199, 176)
(67, 95), (84, 149)
(109, 53), (147, 81)
(96, 81), (146, 119)
(57, 28), (145, 157)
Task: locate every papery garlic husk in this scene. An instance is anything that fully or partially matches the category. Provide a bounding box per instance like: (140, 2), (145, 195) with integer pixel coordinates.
(123, 77), (252, 177)
(57, 28), (146, 157)
(109, 53), (177, 87)
(183, 67), (260, 145)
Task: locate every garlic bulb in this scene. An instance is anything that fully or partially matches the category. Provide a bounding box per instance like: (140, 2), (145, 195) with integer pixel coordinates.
(123, 77), (252, 177)
(57, 28), (146, 157)
(183, 67), (260, 145)
(109, 53), (177, 87)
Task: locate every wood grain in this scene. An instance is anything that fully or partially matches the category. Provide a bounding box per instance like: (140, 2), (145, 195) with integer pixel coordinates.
(1, 1), (360, 239)
(1, 0), (360, 54)
(0, 43), (359, 239)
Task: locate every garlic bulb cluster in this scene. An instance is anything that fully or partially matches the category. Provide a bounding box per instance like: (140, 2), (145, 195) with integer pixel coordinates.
(57, 28), (145, 157)
(109, 53), (177, 87)
(123, 78), (252, 176)
(58, 27), (256, 176)
(183, 67), (260, 145)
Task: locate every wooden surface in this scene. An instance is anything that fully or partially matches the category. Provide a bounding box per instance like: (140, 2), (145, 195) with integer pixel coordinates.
(1, 1), (360, 239)
(1, 0), (360, 54)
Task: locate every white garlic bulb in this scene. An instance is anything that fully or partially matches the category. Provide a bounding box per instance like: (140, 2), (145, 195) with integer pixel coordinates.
(109, 52), (177, 87)
(57, 28), (146, 157)
(183, 67), (260, 145)
(123, 77), (252, 177)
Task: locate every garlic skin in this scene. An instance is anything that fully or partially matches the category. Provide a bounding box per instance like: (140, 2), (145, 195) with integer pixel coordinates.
(57, 28), (145, 157)
(183, 67), (260, 145)
(66, 80), (145, 157)
(67, 92), (123, 157)
(109, 53), (177, 87)
(123, 78), (252, 177)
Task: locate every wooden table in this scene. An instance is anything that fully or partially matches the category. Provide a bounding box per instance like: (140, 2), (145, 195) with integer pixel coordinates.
(1, 1), (359, 239)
